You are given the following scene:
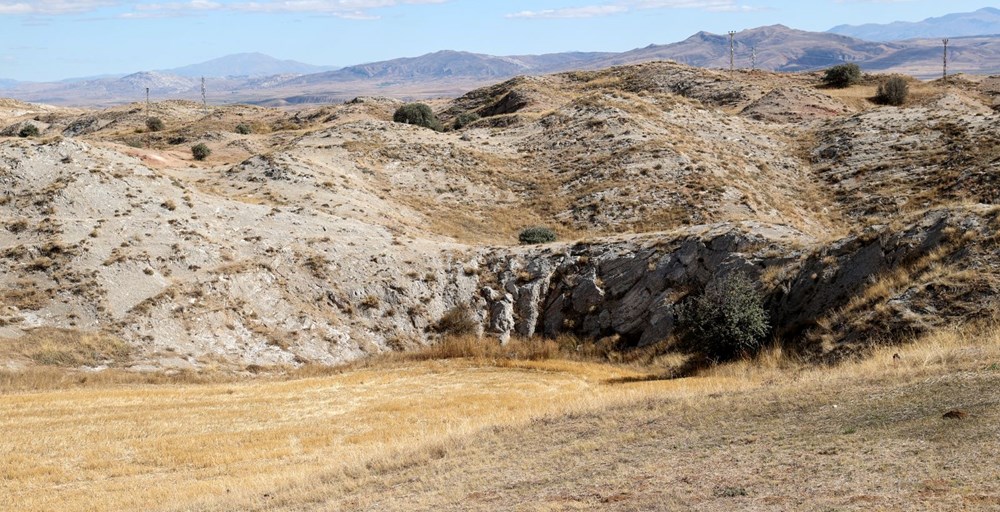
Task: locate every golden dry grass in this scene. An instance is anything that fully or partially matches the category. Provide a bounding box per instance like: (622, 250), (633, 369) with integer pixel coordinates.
(301, 324), (1000, 511)
(2, 324), (998, 511)
(0, 356), (648, 512)
(0, 328), (131, 368)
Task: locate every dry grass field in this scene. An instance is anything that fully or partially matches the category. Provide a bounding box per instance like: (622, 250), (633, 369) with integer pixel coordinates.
(2, 324), (998, 511)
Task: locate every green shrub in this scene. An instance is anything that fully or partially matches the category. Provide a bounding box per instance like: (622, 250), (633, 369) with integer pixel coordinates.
(18, 124), (39, 138)
(453, 112), (480, 130)
(393, 103), (442, 131)
(191, 143), (211, 161)
(875, 76), (909, 106)
(518, 227), (557, 245)
(145, 117), (164, 132)
(676, 271), (770, 361)
(234, 123), (252, 135)
(822, 63), (862, 88)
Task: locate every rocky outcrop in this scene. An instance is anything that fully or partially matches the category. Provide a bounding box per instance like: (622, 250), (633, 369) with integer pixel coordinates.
(741, 87), (853, 123)
(477, 223), (805, 349)
(474, 207), (1000, 358)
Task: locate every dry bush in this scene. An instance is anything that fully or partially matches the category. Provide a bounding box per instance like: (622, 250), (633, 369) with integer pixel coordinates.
(0, 366), (234, 393)
(874, 76), (909, 106)
(191, 143), (211, 161)
(518, 226), (557, 245)
(18, 124), (39, 138)
(412, 335), (560, 362)
(0, 280), (49, 310)
(5, 219), (29, 233)
(145, 117), (164, 132)
(433, 305), (478, 336)
(2, 328), (132, 367)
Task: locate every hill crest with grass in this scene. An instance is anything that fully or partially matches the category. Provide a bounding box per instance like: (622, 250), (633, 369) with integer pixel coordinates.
(1, 61), (999, 372)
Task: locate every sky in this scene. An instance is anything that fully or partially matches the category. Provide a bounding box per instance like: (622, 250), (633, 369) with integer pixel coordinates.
(0, 0), (993, 81)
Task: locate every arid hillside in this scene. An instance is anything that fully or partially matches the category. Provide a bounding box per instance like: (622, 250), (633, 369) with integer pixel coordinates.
(1, 62), (999, 371)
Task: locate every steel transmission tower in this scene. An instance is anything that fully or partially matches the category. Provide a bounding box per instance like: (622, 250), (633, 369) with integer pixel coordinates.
(729, 31), (736, 73)
(145, 87), (150, 148)
(942, 39), (950, 82)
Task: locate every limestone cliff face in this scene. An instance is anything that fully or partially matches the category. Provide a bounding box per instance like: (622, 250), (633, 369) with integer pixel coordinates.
(478, 223), (802, 348)
(473, 207), (999, 359)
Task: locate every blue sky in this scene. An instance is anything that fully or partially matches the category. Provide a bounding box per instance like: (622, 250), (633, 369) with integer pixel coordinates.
(0, 0), (992, 81)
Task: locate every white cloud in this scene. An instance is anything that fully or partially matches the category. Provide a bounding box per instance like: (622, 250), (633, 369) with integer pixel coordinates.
(230, 0), (444, 12)
(127, 0), (448, 19)
(0, 0), (447, 18)
(506, 0), (762, 19)
(705, 4), (766, 12)
(506, 5), (627, 19)
(631, 0), (735, 7)
(0, 0), (115, 14)
(136, 0), (221, 11)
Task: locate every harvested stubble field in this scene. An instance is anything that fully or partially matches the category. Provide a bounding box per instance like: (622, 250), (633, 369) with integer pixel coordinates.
(2, 326), (999, 511)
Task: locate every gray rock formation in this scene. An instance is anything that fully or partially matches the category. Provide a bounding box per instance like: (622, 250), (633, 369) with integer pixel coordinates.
(474, 207), (1000, 359)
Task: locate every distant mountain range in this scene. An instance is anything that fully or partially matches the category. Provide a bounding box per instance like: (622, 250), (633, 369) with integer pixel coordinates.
(162, 52), (337, 78)
(829, 7), (1000, 41)
(3, 8), (1000, 107)
(281, 50), (612, 87)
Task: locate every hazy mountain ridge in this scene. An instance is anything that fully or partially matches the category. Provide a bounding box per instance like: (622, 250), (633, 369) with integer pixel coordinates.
(830, 7), (1000, 41)
(593, 25), (902, 72)
(281, 50), (615, 86)
(163, 52), (337, 78)
(3, 16), (1000, 107)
